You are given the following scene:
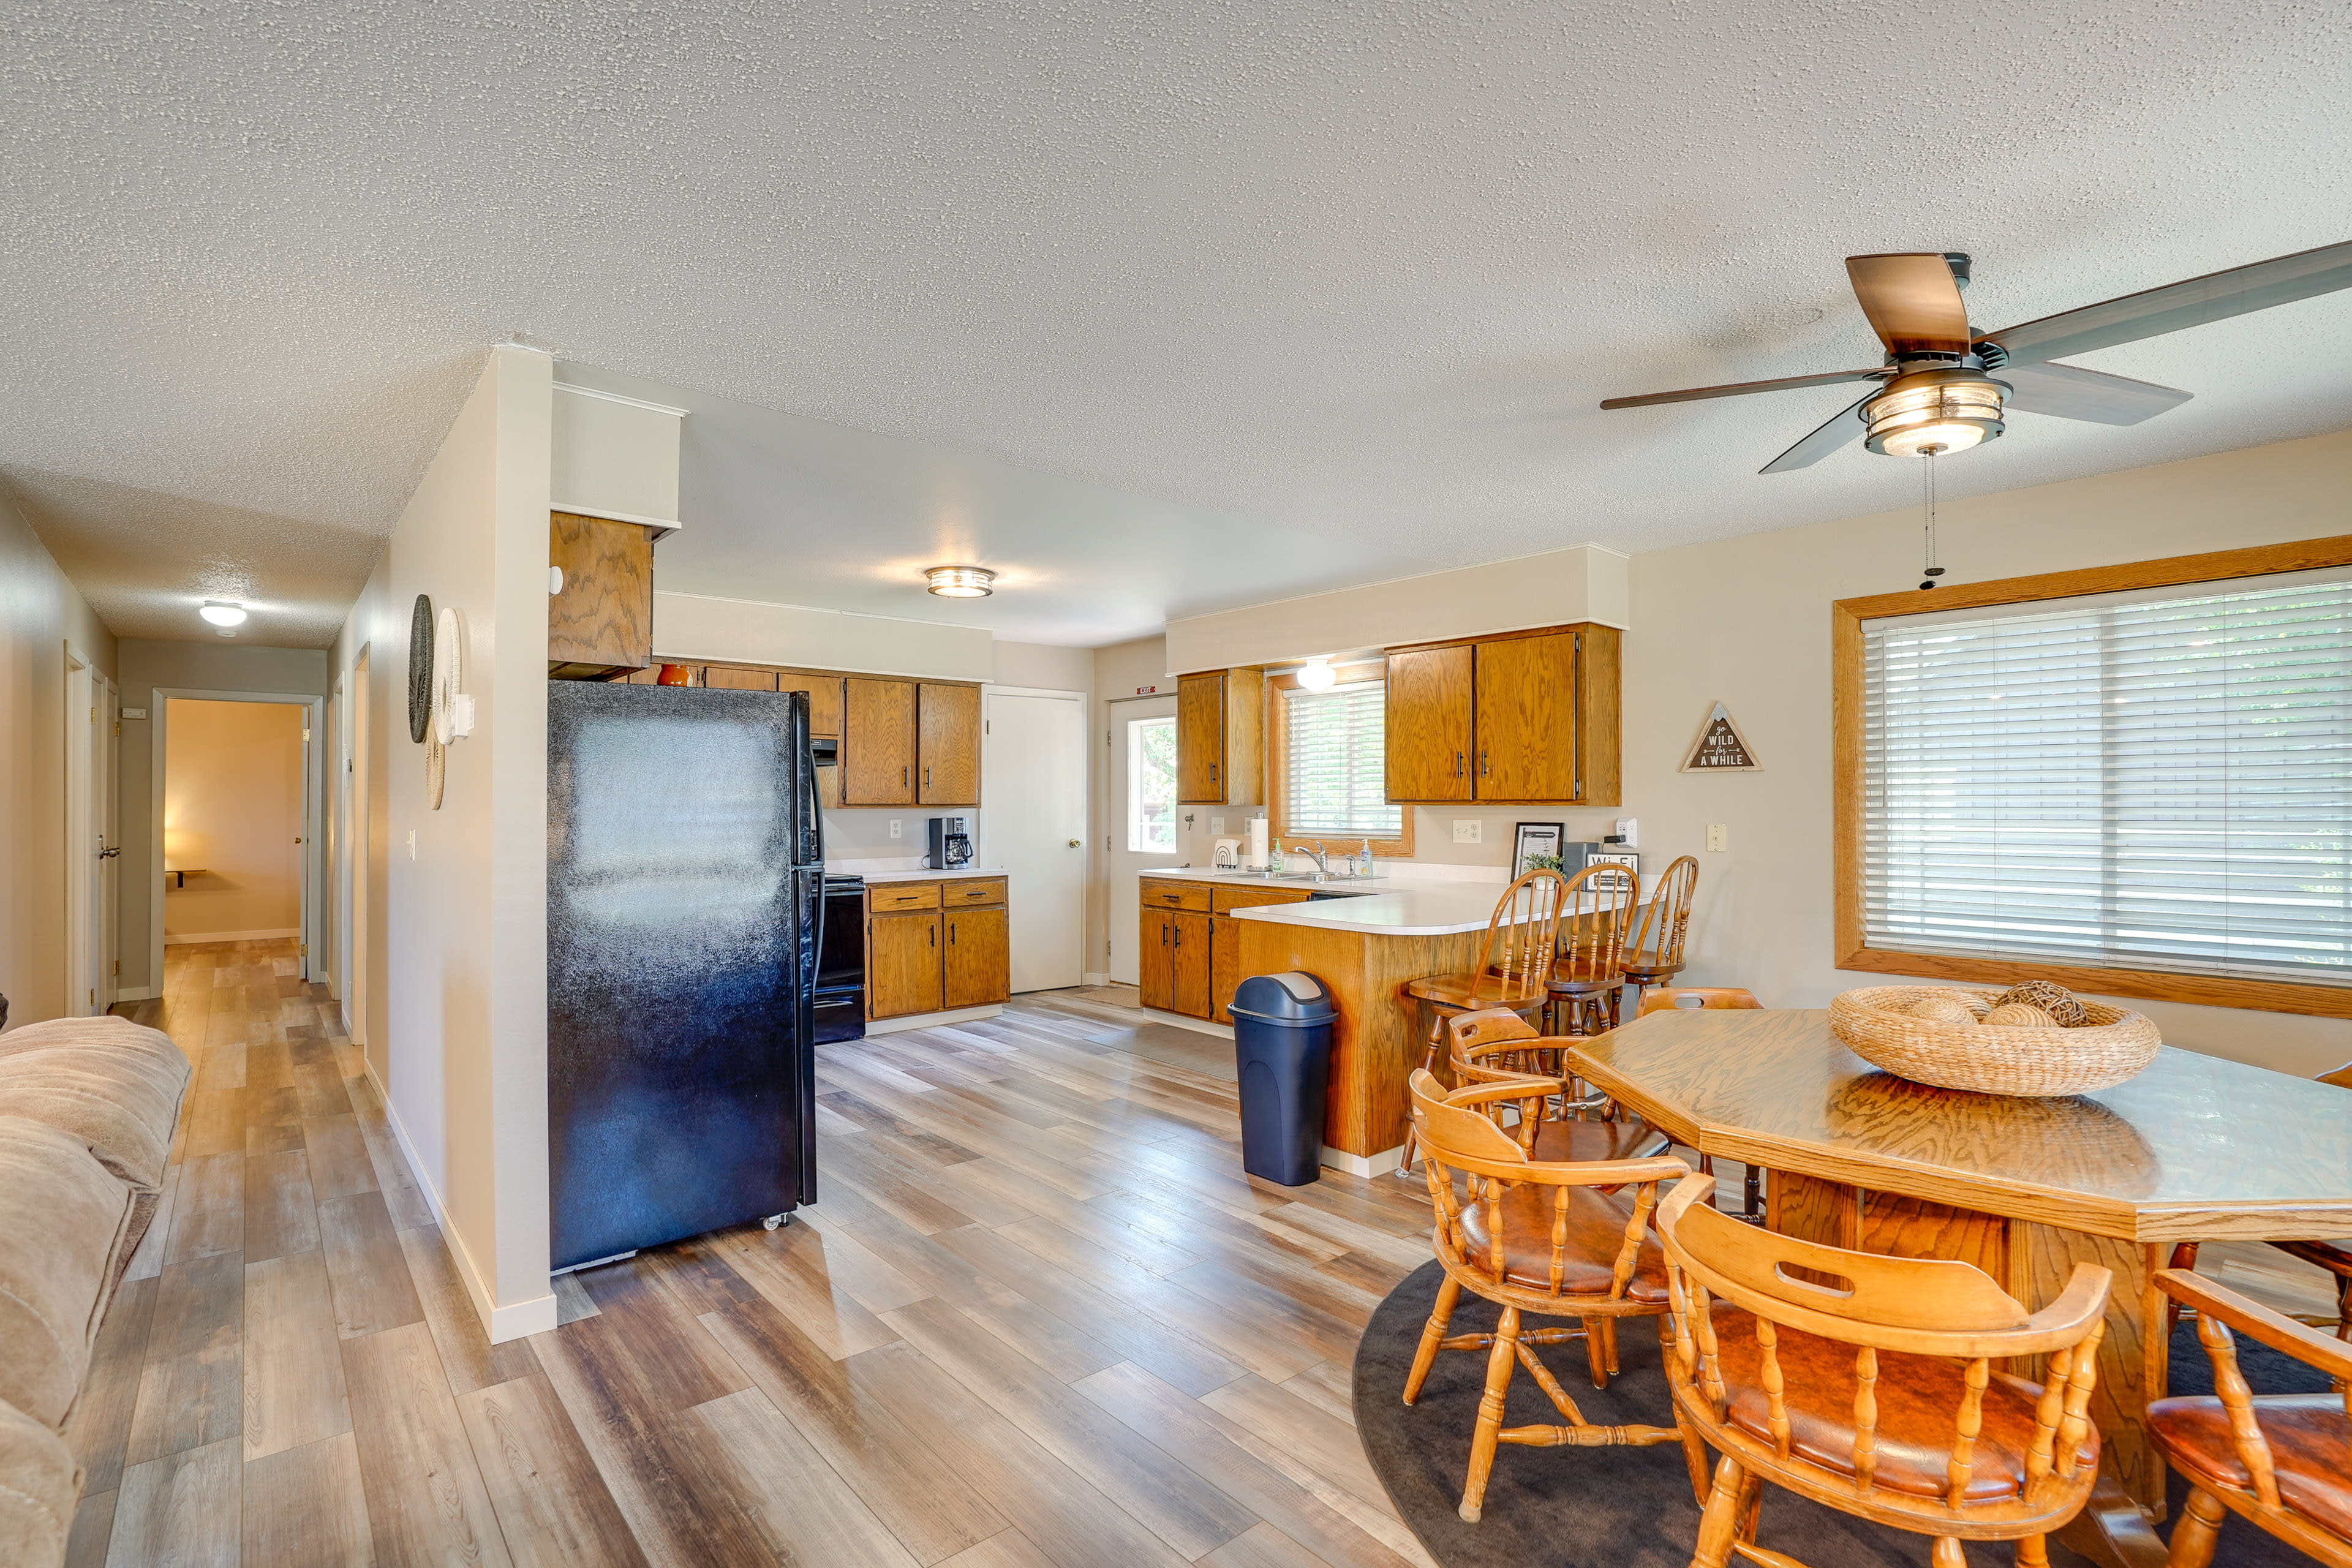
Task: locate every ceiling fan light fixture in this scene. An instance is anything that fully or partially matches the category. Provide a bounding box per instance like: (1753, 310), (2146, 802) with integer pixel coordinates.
(925, 565), (994, 598)
(198, 600), (247, 627)
(1864, 370), (2007, 458)
(1295, 659), (1338, 692)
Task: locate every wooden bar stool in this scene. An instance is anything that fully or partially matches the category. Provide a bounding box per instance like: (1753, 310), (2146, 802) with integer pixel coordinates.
(1545, 861), (1640, 1039)
(1620, 854), (1699, 1009)
(2150, 1268), (2352, 1567)
(1402, 1068), (1694, 1521)
(1654, 1173), (2113, 1568)
(1396, 869), (1564, 1173)
(1445, 1008), (1672, 1166)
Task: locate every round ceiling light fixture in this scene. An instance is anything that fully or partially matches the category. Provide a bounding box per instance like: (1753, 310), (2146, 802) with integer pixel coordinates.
(925, 565), (995, 598)
(1295, 659), (1338, 692)
(199, 600), (248, 627)
(1863, 368), (2008, 458)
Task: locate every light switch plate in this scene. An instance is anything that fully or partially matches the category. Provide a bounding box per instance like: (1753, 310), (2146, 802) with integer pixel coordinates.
(889, 819), (902, 839)
(1706, 824), (1727, 852)
(1452, 820), (1482, 844)
(1210, 816), (1226, 834)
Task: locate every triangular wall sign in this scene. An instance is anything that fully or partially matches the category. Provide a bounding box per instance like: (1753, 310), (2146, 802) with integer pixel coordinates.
(1681, 702), (1762, 772)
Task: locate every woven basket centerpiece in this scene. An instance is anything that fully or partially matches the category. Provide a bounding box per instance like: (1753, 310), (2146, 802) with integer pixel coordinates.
(1827, 982), (2160, 1098)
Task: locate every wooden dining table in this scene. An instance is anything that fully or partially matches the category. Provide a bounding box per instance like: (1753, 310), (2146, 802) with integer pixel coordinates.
(1567, 1006), (2352, 1568)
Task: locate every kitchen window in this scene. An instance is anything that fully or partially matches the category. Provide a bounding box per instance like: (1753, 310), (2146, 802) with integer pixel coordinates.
(1834, 541), (2352, 1017)
(1126, 715), (1177, 853)
(1268, 665), (1413, 856)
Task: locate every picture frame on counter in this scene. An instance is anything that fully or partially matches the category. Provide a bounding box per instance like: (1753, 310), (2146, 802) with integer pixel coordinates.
(1586, 849), (1640, 892)
(1512, 821), (1566, 878)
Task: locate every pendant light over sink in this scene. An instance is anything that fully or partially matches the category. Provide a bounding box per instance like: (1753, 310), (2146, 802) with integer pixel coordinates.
(925, 565), (994, 598)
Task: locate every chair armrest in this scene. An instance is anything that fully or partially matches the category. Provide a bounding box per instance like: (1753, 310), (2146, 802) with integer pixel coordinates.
(2157, 1268), (2352, 1383)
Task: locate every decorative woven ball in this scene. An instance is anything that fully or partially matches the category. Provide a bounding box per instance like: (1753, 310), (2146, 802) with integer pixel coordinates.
(1990, 980), (2087, 1027)
(1906, 994), (1980, 1026)
(1984, 1003), (2057, 1028)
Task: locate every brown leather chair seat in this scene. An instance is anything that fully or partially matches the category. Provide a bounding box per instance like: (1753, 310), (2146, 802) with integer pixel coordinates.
(1528, 1114), (1672, 1166)
(1707, 1308), (2097, 1501)
(2149, 1393), (2352, 1542)
(1453, 1181), (1671, 1301)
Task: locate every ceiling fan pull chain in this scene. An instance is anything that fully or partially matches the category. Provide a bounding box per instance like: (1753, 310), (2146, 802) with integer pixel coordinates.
(1918, 450), (1945, 590)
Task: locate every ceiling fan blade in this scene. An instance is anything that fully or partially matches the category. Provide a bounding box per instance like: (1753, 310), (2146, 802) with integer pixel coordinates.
(1599, 368), (1885, 410)
(1760, 392), (1872, 473)
(1981, 239), (2352, 366)
(1845, 254), (1973, 354)
(1999, 360), (2193, 426)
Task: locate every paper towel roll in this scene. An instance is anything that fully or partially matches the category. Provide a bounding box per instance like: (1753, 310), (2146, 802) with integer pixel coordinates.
(1247, 816), (1268, 869)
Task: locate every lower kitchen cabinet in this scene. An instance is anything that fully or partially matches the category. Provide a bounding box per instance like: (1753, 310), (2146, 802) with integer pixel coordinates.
(868, 879), (1010, 1022)
(1209, 886), (1313, 1023)
(1139, 904), (1213, 1019)
(867, 909), (943, 1019)
(943, 906), (1010, 1008)
(1142, 880), (1313, 1023)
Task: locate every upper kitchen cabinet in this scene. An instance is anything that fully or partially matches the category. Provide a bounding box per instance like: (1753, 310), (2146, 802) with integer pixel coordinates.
(1385, 623), (1620, 805)
(546, 383), (685, 679)
(918, 683), (981, 805)
(775, 671), (845, 736)
(842, 678), (918, 804)
(548, 511), (655, 678)
(1176, 668), (1265, 805)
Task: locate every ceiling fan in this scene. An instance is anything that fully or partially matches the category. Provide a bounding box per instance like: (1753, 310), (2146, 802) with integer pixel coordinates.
(1600, 241), (2352, 473)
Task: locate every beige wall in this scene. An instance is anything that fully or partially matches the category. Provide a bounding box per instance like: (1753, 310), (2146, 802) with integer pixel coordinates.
(650, 589), (994, 680)
(1624, 426), (2352, 1075)
(115, 640), (330, 995)
(0, 486), (116, 1028)
(162, 699), (305, 941)
(331, 344), (554, 1342)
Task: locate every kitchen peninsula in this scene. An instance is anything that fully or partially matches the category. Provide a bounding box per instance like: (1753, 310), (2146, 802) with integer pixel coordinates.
(1137, 867), (1537, 1174)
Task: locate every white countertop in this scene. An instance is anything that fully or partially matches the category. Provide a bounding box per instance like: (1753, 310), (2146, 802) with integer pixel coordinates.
(836, 864), (1008, 884)
(1136, 864), (1639, 937)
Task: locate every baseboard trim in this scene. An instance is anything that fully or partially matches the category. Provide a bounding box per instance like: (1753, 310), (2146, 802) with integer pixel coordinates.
(1083, 971), (1112, 987)
(165, 927), (301, 944)
(1321, 1142), (1406, 1178)
(364, 1058), (556, 1344)
(1135, 1005), (1235, 1041)
(864, 1003), (1006, 1036)
(113, 986), (161, 1003)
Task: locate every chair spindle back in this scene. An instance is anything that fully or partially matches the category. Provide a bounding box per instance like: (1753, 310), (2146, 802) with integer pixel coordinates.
(1467, 869), (1564, 1007)
(1624, 854), (1698, 970)
(1553, 861), (1640, 987)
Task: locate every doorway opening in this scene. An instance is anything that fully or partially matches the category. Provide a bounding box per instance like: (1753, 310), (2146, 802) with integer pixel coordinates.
(159, 696), (317, 968)
(1105, 694), (1178, 986)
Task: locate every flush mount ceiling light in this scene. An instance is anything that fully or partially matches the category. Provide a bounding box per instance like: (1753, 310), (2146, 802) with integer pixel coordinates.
(1863, 367), (2007, 458)
(925, 565), (995, 598)
(198, 600), (247, 627)
(1295, 659), (1338, 692)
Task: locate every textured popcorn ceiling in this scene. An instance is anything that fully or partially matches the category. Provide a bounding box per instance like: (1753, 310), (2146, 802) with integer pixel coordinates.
(4, 2), (2349, 648)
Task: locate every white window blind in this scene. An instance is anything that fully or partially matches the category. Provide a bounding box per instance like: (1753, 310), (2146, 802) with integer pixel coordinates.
(1284, 681), (1404, 839)
(1861, 571), (2352, 986)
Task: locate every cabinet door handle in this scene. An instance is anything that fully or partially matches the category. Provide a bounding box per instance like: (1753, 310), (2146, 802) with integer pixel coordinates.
(1455, 751), (1463, 778)
(949, 921), (956, 944)
(924, 767), (931, 789)
(1480, 750), (1488, 777)
(1210, 761), (1217, 783)
(1173, 924), (1181, 948)
(1161, 922), (1169, 946)
(903, 766), (910, 786)
(930, 922), (936, 947)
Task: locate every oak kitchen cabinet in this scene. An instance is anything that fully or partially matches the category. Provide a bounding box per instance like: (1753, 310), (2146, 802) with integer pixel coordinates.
(869, 878), (1009, 1021)
(1384, 623), (1620, 805)
(843, 677), (982, 807)
(548, 511), (655, 679)
(1176, 668), (1265, 805)
(1138, 878), (1310, 1022)
(918, 682), (981, 805)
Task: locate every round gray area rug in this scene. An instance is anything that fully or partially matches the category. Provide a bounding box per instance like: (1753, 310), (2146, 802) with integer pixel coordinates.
(1351, 1259), (2316, 1567)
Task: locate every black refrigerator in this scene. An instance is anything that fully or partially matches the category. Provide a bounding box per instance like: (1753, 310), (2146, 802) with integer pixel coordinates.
(546, 680), (820, 1272)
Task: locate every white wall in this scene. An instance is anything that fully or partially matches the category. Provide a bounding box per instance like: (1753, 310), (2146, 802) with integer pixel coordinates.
(0, 486), (116, 1028)
(1624, 426), (2352, 1074)
(1164, 543), (1629, 674)
(331, 344), (554, 1341)
(162, 699), (306, 940)
(651, 589), (993, 680)
(115, 639), (330, 994)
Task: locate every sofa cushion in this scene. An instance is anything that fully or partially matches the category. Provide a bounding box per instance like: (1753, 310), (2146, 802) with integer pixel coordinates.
(0, 1019), (190, 1192)
(0, 1117), (135, 1429)
(0, 1398), (77, 1568)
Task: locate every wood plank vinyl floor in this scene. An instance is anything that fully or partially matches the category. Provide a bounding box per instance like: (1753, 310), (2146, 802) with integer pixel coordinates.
(78, 947), (2340, 1566)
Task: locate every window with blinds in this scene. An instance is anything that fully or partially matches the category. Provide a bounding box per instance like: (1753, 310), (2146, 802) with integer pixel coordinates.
(1283, 681), (1404, 839)
(1860, 570), (2352, 987)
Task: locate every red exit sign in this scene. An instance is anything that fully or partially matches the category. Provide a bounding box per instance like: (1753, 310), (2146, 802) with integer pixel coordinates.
(1134, 684), (1160, 695)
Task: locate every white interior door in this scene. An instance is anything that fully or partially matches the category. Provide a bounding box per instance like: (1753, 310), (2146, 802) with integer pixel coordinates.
(1105, 695), (1178, 986)
(97, 676), (118, 1010)
(979, 690), (1087, 992)
(64, 653), (97, 1014)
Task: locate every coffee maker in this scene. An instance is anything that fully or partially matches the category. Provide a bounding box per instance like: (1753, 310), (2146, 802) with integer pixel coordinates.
(926, 816), (973, 870)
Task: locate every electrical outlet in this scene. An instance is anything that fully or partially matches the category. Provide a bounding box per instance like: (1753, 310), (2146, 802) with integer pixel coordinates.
(1614, 817), (1638, 848)
(1452, 820), (1482, 845)
(1706, 824), (1727, 852)
(889, 819), (902, 839)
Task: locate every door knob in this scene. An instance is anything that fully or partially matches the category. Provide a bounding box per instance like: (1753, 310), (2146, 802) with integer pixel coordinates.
(97, 846), (120, 859)
(1067, 839), (1080, 847)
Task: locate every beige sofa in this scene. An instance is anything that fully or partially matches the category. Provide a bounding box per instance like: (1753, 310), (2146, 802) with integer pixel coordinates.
(0, 1014), (190, 1566)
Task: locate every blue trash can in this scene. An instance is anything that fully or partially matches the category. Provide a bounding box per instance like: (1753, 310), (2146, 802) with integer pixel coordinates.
(1228, 972), (1336, 1186)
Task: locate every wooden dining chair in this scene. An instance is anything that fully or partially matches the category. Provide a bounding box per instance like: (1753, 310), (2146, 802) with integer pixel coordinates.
(1444, 1007), (1672, 1167)
(2167, 1060), (2352, 1340)
(1637, 986), (1763, 1016)
(1654, 1172), (2114, 1568)
(1621, 854), (1700, 1002)
(1545, 861), (1642, 1038)
(2150, 1268), (2352, 1567)
(1403, 1068), (1694, 1521)
(1396, 869), (1565, 1172)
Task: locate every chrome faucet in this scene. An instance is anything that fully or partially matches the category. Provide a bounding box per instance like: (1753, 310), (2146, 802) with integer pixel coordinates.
(1300, 842), (1332, 881)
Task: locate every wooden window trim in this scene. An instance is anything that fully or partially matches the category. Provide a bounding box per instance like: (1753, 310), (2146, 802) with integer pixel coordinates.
(1831, 532), (2352, 1020)
(1265, 663), (1414, 857)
